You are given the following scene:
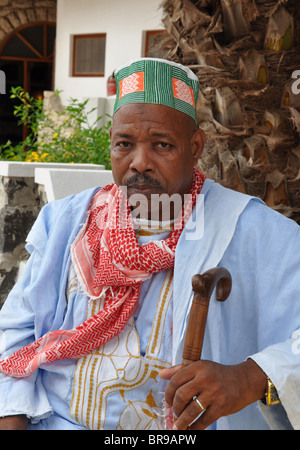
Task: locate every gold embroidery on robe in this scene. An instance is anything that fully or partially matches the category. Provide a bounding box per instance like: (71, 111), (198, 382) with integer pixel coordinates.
(69, 269), (173, 430)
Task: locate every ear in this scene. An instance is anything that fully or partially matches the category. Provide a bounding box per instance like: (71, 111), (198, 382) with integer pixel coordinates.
(191, 128), (206, 165)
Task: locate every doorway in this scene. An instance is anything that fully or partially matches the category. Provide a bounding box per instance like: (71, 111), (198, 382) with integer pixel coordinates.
(0, 22), (56, 145)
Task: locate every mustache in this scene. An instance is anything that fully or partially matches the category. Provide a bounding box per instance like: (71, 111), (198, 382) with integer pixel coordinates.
(126, 174), (162, 189)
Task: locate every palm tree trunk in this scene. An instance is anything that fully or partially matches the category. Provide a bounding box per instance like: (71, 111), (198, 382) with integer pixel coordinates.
(159, 0), (300, 223)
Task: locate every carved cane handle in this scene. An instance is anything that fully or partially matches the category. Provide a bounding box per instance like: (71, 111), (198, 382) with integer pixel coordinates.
(182, 267), (232, 367)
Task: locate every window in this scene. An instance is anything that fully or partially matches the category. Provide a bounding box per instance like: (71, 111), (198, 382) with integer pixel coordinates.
(0, 22), (56, 144)
(0, 23), (56, 61)
(72, 33), (106, 77)
(144, 30), (168, 58)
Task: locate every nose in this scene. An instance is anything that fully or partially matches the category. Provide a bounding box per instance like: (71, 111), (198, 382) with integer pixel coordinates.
(129, 144), (154, 174)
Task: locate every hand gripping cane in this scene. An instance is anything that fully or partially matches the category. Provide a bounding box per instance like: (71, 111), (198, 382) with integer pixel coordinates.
(182, 267), (232, 367)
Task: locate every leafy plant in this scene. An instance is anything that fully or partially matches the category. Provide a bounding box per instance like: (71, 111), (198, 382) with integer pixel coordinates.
(0, 86), (112, 169)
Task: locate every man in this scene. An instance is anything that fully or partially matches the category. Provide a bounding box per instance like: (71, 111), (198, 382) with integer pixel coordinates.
(0, 57), (299, 430)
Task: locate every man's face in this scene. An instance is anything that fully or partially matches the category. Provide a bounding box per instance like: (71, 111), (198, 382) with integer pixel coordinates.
(110, 103), (205, 220)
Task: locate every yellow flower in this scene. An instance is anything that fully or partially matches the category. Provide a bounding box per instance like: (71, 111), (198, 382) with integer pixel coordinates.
(53, 133), (59, 138)
(29, 151), (40, 162)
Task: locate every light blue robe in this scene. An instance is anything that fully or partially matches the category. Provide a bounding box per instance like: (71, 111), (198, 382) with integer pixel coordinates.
(0, 179), (299, 430)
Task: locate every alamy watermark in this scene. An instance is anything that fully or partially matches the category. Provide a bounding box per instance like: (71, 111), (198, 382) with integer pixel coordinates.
(0, 70), (6, 94)
(0, 69), (299, 96)
(292, 329), (300, 355)
(292, 70), (300, 95)
(0, 330), (6, 354)
(96, 189), (205, 240)
(0, 68), (299, 96)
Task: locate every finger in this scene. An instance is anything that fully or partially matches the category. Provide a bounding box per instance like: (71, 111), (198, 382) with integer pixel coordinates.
(189, 404), (220, 431)
(172, 396), (206, 430)
(159, 364), (182, 380)
(171, 383), (199, 417)
(163, 366), (196, 409)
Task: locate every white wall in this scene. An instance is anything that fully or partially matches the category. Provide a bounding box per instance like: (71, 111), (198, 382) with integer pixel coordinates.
(55, 0), (164, 105)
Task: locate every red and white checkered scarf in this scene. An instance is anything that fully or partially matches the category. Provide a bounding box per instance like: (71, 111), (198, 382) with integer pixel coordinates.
(0, 169), (205, 377)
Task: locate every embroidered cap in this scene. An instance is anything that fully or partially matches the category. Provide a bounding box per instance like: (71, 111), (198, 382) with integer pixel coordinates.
(113, 57), (199, 123)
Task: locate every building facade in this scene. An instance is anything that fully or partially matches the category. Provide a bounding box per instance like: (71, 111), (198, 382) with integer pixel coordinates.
(54, 0), (164, 105)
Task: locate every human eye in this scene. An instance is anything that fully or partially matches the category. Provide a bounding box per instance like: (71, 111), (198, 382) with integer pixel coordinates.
(115, 141), (133, 150)
(155, 142), (174, 151)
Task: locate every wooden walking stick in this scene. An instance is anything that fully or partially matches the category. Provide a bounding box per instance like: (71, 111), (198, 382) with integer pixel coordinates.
(182, 267), (232, 367)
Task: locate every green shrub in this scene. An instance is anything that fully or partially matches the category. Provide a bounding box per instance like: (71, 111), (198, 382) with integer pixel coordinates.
(0, 87), (112, 169)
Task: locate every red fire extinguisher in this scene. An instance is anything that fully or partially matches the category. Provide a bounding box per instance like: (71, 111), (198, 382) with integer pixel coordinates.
(107, 72), (117, 96)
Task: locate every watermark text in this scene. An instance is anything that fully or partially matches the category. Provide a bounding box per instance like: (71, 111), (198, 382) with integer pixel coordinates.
(0, 70), (6, 94)
(95, 188), (205, 240)
(291, 70), (300, 95)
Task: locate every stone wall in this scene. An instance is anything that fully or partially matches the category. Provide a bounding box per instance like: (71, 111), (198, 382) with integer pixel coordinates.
(0, 0), (57, 44)
(0, 161), (113, 308)
(0, 174), (45, 307)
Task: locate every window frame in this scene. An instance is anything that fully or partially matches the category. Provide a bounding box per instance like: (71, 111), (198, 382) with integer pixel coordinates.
(144, 30), (168, 58)
(72, 33), (106, 78)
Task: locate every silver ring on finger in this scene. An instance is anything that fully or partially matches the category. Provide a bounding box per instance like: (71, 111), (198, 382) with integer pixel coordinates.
(192, 396), (205, 412)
